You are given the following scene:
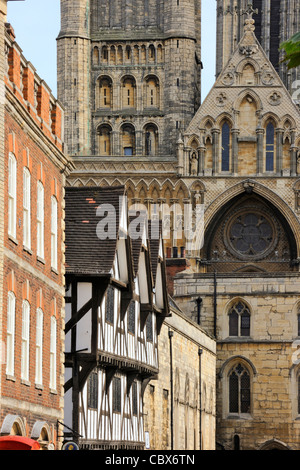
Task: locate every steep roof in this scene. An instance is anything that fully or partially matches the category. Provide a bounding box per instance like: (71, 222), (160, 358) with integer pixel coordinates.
(184, 16), (300, 138)
(65, 186), (126, 276)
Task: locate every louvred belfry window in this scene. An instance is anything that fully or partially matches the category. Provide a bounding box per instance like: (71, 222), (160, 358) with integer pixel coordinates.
(229, 363), (251, 414)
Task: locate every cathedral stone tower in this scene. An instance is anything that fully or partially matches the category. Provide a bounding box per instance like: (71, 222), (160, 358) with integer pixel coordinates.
(57, 0), (201, 157)
(57, 0), (92, 156)
(173, 12), (300, 450)
(216, 0), (300, 95)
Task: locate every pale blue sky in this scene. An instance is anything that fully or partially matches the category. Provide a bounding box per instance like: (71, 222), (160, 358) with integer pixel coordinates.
(7, 0), (217, 100)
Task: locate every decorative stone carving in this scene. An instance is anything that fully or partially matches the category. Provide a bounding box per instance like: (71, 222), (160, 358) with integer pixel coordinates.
(216, 92), (227, 106)
(222, 72), (234, 86)
(262, 72), (275, 85)
(268, 91), (282, 106)
(239, 44), (259, 56)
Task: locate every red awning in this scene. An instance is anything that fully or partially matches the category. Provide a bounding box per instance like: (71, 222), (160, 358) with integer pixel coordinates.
(0, 436), (40, 450)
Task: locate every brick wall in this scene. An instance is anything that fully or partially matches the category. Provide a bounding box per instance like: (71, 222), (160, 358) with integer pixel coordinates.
(0, 23), (73, 449)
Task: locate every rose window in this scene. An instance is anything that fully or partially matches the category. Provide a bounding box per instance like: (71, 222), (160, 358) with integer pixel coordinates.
(225, 211), (277, 260)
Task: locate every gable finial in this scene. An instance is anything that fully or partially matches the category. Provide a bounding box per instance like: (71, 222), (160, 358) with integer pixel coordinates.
(241, 2), (258, 20)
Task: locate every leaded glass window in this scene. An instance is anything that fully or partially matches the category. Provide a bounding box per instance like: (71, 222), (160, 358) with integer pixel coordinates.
(146, 313), (153, 342)
(113, 377), (121, 413)
(88, 370), (98, 410)
(128, 300), (135, 334)
(221, 122), (230, 172)
(105, 286), (114, 324)
(132, 381), (138, 416)
(266, 122), (275, 171)
(229, 363), (251, 414)
(229, 301), (250, 337)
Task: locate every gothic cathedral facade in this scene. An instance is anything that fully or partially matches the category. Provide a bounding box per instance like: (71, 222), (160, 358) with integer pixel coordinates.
(58, 0), (300, 450)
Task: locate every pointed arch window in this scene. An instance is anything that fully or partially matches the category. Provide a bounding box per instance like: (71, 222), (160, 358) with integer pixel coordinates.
(229, 363), (251, 414)
(266, 121), (275, 171)
(229, 301), (250, 337)
(221, 122), (230, 172)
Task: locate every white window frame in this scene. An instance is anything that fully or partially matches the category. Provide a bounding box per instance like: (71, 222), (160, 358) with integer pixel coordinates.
(37, 181), (44, 259)
(23, 167), (31, 249)
(50, 316), (57, 390)
(35, 307), (43, 385)
(6, 291), (16, 377)
(21, 300), (30, 382)
(51, 196), (58, 270)
(8, 153), (17, 239)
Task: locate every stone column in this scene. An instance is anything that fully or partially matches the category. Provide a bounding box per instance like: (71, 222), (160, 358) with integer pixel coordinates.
(231, 128), (240, 175)
(276, 128), (284, 174)
(212, 128), (220, 175)
(176, 137), (184, 176)
(198, 144), (205, 175)
(136, 129), (143, 155)
(256, 127), (264, 174)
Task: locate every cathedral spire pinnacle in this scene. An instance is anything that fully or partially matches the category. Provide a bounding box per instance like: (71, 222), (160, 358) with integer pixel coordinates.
(241, 2), (258, 21)
(241, 2), (258, 34)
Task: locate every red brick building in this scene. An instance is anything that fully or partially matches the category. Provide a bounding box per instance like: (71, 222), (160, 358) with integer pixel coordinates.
(0, 1), (74, 450)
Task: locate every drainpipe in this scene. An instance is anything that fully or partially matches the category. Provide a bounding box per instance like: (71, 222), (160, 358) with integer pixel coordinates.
(195, 297), (202, 325)
(198, 348), (203, 450)
(214, 271), (217, 338)
(168, 329), (174, 450)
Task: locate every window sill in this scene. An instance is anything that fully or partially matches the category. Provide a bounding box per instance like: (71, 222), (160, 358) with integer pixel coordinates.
(37, 256), (45, 265)
(35, 383), (43, 391)
(6, 374), (16, 382)
(51, 267), (59, 275)
(8, 235), (18, 245)
(221, 336), (252, 342)
(226, 413), (252, 420)
(23, 246), (32, 255)
(50, 388), (58, 395)
(21, 378), (31, 387)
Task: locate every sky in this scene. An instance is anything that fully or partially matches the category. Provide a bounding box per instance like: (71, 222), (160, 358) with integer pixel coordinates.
(6, 0), (217, 100)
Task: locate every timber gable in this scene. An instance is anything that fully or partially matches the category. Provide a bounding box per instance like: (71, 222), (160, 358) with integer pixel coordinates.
(64, 185), (169, 449)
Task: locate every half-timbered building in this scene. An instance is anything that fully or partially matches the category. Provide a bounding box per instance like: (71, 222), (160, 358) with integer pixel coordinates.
(63, 186), (169, 449)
